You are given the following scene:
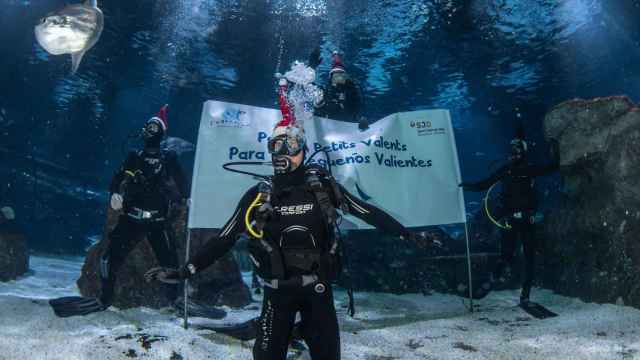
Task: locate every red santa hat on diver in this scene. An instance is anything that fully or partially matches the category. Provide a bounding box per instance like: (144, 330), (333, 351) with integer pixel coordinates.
(147, 104), (169, 133)
(271, 80), (306, 145)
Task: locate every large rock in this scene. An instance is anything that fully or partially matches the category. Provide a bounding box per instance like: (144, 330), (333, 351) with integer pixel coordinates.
(540, 96), (640, 308)
(77, 205), (251, 309)
(0, 213), (29, 282)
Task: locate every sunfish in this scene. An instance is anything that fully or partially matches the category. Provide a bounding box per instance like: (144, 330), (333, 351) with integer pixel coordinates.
(34, 0), (104, 74)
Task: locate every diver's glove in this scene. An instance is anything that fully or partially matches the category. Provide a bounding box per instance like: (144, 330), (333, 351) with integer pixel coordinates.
(401, 231), (442, 249)
(458, 182), (476, 191)
(144, 265), (194, 284)
(110, 193), (124, 211)
(255, 202), (274, 228)
(358, 116), (369, 131)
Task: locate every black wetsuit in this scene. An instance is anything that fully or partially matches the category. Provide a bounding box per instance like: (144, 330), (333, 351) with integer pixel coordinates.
(186, 164), (409, 360)
(102, 148), (188, 305)
(462, 158), (558, 300)
(315, 79), (363, 124)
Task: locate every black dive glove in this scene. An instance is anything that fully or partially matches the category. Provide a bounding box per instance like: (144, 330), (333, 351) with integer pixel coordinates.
(459, 182), (478, 191)
(144, 265), (194, 284)
(255, 202), (274, 226)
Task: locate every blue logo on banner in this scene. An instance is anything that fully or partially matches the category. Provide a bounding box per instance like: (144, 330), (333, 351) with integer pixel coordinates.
(215, 108), (250, 127)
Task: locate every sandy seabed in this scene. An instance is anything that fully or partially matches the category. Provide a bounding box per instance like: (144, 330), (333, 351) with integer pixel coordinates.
(0, 255), (639, 360)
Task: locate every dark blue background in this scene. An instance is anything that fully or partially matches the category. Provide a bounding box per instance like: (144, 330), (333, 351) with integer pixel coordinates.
(1, 0), (639, 253)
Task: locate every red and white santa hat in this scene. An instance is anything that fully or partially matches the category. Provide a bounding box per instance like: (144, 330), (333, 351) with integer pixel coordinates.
(329, 51), (345, 75)
(147, 104), (169, 133)
(272, 83), (305, 142)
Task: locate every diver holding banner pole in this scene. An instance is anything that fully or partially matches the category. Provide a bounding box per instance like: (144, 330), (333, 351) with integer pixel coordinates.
(460, 125), (560, 309)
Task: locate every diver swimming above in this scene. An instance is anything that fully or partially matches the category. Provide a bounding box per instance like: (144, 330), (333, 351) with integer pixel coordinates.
(310, 49), (368, 130)
(49, 105), (189, 318)
(460, 126), (560, 305)
(146, 79), (434, 360)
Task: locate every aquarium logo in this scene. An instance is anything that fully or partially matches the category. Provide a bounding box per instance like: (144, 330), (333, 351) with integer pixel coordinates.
(410, 120), (432, 129)
(411, 119), (445, 137)
(214, 108), (250, 128)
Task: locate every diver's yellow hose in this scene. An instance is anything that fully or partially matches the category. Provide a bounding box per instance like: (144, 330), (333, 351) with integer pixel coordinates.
(245, 193), (265, 238)
(484, 182), (512, 230)
(124, 170), (136, 178)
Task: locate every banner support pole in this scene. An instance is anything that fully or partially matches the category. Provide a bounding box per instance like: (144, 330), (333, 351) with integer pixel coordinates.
(463, 220), (474, 313)
(183, 227), (191, 329)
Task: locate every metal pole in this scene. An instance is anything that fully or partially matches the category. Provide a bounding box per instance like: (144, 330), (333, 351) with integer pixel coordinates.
(183, 227), (191, 329)
(463, 221), (474, 313)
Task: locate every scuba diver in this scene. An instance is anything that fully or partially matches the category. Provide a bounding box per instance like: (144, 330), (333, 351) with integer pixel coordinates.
(459, 128), (559, 306)
(49, 105), (189, 317)
(145, 79), (432, 360)
(310, 49), (368, 130)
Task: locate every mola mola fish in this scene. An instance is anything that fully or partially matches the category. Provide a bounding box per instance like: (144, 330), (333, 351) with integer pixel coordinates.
(34, 0), (104, 74)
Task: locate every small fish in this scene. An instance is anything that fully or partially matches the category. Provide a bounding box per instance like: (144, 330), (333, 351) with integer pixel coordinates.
(161, 137), (195, 155)
(34, 0), (104, 74)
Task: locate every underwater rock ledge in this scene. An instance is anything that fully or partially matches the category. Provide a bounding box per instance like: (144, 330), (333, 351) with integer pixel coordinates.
(540, 95), (640, 308)
(0, 208), (29, 282)
(77, 205), (251, 309)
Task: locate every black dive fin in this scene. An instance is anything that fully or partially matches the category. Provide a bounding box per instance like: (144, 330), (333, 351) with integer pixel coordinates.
(174, 299), (227, 319)
(519, 301), (558, 319)
(194, 318), (260, 341)
(195, 317), (304, 342)
(49, 296), (106, 318)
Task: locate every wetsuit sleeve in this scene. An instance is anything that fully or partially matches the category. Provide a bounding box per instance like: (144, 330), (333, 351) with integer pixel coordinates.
(165, 152), (189, 199)
(185, 186), (258, 275)
(461, 165), (509, 192)
(337, 184), (409, 237)
(524, 161), (559, 177)
(109, 151), (137, 194)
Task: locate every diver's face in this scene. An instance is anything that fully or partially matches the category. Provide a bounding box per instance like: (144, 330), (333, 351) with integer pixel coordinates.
(508, 139), (527, 162)
(331, 71), (348, 87)
(509, 147), (525, 162)
(142, 122), (164, 150)
(143, 122), (162, 141)
(272, 151), (304, 175)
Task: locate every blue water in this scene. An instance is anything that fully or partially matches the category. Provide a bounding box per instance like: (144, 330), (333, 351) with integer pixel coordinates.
(1, 0), (640, 252)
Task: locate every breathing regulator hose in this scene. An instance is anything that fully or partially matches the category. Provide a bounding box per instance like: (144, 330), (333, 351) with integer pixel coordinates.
(244, 180), (273, 239)
(484, 182), (512, 230)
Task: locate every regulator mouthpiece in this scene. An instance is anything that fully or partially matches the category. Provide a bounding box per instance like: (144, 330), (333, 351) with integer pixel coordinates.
(272, 156), (292, 174)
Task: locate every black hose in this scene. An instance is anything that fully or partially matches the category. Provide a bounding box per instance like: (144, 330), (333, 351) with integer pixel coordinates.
(222, 161), (273, 181)
(305, 148), (333, 176)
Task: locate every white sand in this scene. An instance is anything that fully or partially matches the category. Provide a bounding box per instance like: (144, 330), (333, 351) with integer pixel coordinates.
(0, 255), (639, 360)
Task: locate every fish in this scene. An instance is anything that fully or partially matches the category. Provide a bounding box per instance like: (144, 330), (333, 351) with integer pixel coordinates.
(161, 137), (196, 155)
(34, 0), (104, 74)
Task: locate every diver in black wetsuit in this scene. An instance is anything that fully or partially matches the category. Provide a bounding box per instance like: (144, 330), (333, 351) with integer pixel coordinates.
(146, 82), (430, 359)
(311, 50), (368, 130)
(49, 105), (189, 318)
(460, 135), (559, 304)
(100, 105), (189, 306)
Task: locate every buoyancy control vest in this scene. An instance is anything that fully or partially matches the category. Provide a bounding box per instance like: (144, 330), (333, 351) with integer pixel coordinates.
(247, 165), (348, 283)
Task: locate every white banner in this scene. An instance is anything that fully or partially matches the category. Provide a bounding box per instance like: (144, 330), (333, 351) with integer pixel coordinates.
(188, 100), (466, 229)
